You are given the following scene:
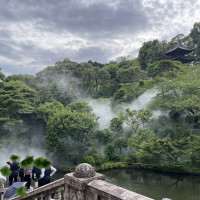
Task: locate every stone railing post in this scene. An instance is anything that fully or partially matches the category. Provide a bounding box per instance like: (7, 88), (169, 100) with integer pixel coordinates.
(64, 163), (105, 200)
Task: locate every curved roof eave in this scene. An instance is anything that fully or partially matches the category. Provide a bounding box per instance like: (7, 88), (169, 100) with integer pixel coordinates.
(164, 45), (194, 55)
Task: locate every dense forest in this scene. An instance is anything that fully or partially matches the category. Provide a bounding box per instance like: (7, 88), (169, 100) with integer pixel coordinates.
(1, 22), (200, 173)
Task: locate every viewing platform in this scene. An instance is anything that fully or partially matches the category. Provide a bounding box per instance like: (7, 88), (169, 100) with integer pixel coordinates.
(10, 163), (153, 200)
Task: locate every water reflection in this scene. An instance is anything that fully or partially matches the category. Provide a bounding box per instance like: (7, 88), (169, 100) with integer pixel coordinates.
(53, 169), (200, 200)
(102, 169), (200, 200)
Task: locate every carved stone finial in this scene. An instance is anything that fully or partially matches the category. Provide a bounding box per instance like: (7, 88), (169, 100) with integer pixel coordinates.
(73, 163), (96, 178)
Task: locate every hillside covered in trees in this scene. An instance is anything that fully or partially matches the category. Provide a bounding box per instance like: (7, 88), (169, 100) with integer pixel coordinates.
(1, 22), (200, 173)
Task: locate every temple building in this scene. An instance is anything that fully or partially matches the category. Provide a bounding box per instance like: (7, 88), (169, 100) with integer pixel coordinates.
(164, 42), (194, 64)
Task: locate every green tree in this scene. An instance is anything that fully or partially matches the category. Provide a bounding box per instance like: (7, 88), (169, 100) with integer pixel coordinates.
(118, 109), (152, 132)
(147, 60), (182, 77)
(151, 65), (200, 134)
(82, 63), (95, 91)
(0, 67), (5, 81)
(105, 143), (116, 161)
(0, 80), (37, 118)
(188, 22), (200, 62)
(116, 66), (146, 95)
(96, 69), (111, 86)
(95, 129), (112, 145)
(81, 155), (95, 166)
(129, 128), (156, 149)
(44, 102), (98, 163)
(104, 63), (118, 79)
(113, 137), (128, 154)
(48, 81), (76, 106)
(110, 117), (123, 134)
(0, 80), (37, 147)
(37, 100), (64, 123)
(138, 40), (168, 70)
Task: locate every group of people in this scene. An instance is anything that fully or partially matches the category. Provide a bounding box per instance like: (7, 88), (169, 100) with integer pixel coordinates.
(2, 160), (57, 191)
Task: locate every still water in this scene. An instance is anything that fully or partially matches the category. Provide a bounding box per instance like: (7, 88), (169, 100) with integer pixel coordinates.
(53, 169), (200, 200)
(102, 169), (200, 200)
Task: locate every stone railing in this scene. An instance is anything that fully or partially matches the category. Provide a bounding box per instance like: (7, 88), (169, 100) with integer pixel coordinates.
(11, 163), (154, 200)
(11, 178), (64, 200)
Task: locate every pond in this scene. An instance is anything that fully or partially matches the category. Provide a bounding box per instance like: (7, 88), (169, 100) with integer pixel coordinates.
(53, 168), (200, 200)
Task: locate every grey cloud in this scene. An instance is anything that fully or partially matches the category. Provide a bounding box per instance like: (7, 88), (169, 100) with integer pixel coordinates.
(72, 46), (111, 63)
(0, 41), (23, 60)
(0, 0), (199, 75)
(0, 0), (150, 37)
(1, 45), (111, 75)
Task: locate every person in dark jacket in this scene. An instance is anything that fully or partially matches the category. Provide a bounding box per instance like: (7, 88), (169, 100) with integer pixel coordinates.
(7, 160), (20, 186)
(19, 168), (24, 182)
(40, 166), (56, 186)
(32, 166), (42, 188)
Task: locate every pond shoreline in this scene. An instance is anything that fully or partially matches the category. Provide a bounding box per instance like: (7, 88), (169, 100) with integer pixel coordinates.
(54, 162), (200, 176)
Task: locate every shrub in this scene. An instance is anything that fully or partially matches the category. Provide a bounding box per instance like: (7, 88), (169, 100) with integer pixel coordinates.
(81, 156), (95, 166)
(139, 80), (144, 86)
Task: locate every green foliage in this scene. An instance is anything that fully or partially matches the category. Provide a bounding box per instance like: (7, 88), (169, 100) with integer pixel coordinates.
(139, 80), (144, 86)
(147, 60), (183, 77)
(132, 79), (157, 97)
(188, 22), (200, 63)
(0, 166), (11, 176)
(117, 66), (146, 84)
(0, 80), (37, 117)
(113, 137), (128, 154)
(0, 67), (5, 81)
(2, 25), (200, 172)
(0, 79), (38, 147)
(44, 102), (98, 163)
(37, 100), (64, 123)
(113, 88), (127, 102)
(82, 156), (95, 166)
(118, 109), (152, 132)
(67, 102), (92, 113)
(138, 39), (168, 70)
(95, 129), (112, 144)
(116, 57), (139, 69)
(129, 128), (156, 148)
(15, 186), (27, 197)
(105, 143), (116, 161)
(151, 65), (200, 132)
(104, 63), (118, 79)
(110, 117), (123, 133)
(10, 155), (20, 162)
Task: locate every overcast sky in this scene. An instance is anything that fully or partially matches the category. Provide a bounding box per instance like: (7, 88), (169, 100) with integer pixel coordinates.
(0, 0), (199, 75)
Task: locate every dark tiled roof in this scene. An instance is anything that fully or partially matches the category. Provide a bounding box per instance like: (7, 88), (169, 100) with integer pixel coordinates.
(165, 44), (194, 55)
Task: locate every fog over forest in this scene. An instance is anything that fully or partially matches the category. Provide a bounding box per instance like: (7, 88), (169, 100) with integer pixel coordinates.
(1, 22), (200, 179)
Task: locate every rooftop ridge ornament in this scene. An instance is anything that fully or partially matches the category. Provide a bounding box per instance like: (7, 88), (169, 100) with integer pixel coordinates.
(177, 34), (180, 46)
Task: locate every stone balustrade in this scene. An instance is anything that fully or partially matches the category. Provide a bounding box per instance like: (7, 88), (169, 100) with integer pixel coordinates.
(11, 163), (154, 200)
